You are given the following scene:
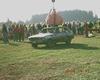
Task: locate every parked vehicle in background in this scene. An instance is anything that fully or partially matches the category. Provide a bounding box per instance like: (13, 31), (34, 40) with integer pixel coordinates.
(28, 26), (74, 48)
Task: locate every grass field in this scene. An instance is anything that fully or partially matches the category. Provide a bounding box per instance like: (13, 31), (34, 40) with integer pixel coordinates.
(0, 35), (100, 80)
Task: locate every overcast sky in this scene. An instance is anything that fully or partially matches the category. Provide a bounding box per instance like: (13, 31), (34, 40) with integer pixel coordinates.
(0, 0), (100, 22)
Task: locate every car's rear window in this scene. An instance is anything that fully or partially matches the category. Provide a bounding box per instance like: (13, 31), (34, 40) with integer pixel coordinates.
(42, 27), (70, 33)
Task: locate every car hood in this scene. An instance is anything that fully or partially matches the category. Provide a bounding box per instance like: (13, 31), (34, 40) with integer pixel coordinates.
(28, 33), (53, 38)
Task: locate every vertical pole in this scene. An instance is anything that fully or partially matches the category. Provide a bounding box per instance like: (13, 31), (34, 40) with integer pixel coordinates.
(53, 2), (54, 9)
(52, 0), (56, 26)
(52, 2), (55, 26)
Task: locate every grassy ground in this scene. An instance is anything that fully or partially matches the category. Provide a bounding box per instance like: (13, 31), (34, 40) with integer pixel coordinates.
(0, 35), (100, 80)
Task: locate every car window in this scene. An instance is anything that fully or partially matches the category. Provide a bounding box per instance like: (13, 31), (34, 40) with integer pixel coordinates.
(48, 28), (54, 33)
(42, 29), (47, 33)
(63, 27), (71, 32)
(41, 27), (71, 33)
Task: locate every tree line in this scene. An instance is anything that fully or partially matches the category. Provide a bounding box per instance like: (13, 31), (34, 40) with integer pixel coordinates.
(26, 10), (98, 24)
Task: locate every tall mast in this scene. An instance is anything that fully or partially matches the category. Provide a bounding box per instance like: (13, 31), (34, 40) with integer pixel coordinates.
(52, 0), (55, 9)
(52, 0), (56, 25)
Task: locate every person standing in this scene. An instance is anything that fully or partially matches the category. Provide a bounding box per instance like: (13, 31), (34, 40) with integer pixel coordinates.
(32, 24), (38, 34)
(2, 24), (9, 44)
(20, 25), (25, 41)
(68, 22), (72, 30)
(14, 24), (19, 42)
(72, 22), (76, 35)
(18, 24), (22, 42)
(24, 25), (28, 38)
(12, 24), (16, 42)
(84, 22), (89, 38)
(88, 22), (94, 34)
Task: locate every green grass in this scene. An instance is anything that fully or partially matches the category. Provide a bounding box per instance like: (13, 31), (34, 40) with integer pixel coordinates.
(0, 35), (100, 80)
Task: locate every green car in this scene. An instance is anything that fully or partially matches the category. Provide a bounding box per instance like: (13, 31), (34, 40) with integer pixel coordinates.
(28, 26), (74, 48)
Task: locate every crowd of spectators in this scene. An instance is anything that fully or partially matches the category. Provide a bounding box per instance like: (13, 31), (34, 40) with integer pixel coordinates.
(1, 21), (100, 44)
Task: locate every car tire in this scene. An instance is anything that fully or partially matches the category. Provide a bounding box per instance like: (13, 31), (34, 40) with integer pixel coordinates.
(32, 43), (38, 48)
(66, 39), (71, 45)
(46, 39), (56, 48)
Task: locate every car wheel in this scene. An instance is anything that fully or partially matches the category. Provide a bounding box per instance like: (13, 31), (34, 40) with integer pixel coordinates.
(66, 39), (71, 45)
(46, 40), (56, 48)
(32, 43), (38, 48)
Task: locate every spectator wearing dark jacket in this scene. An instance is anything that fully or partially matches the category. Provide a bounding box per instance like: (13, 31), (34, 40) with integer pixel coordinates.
(88, 22), (94, 33)
(84, 22), (89, 38)
(12, 24), (16, 42)
(14, 24), (19, 42)
(2, 24), (9, 44)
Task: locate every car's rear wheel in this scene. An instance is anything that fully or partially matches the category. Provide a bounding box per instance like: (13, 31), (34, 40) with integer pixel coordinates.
(32, 43), (38, 48)
(46, 39), (56, 48)
(66, 39), (71, 45)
